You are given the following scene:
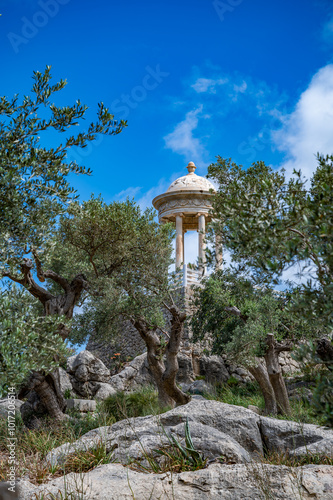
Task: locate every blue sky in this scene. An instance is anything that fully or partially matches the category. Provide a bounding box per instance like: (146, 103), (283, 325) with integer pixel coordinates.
(1, 0), (333, 268)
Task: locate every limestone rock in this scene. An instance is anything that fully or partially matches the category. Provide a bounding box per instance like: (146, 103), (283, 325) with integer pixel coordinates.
(52, 367), (74, 396)
(46, 400), (263, 467)
(176, 352), (195, 383)
(108, 353), (153, 392)
(187, 379), (215, 395)
(94, 383), (117, 401)
(0, 398), (23, 418)
(67, 350), (110, 382)
(199, 354), (229, 383)
(66, 350), (111, 398)
(260, 416), (333, 457)
(18, 463), (333, 499)
(248, 405), (261, 415)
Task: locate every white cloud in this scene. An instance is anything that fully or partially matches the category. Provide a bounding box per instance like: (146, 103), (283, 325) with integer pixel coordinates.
(273, 64), (333, 179)
(163, 105), (208, 166)
(115, 186), (142, 201)
(191, 77), (228, 94)
(233, 81), (247, 94)
(136, 178), (171, 211)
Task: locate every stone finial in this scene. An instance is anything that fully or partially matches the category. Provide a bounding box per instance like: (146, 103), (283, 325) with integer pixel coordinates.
(187, 161), (196, 174)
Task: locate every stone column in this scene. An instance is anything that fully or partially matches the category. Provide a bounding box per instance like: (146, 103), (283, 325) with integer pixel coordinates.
(215, 233), (223, 270)
(198, 213), (206, 274)
(175, 214), (184, 270)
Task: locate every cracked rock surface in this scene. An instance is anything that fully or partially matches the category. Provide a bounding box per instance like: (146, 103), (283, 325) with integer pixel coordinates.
(20, 400), (333, 499)
(19, 463), (333, 499)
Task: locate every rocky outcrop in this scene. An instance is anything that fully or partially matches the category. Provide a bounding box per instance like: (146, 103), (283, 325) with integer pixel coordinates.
(18, 463), (333, 499)
(259, 416), (333, 457)
(108, 353), (153, 392)
(52, 367), (74, 397)
(21, 347), (305, 409)
(46, 400), (333, 469)
(199, 354), (230, 383)
(15, 399), (333, 499)
(45, 400), (262, 467)
(66, 350), (112, 399)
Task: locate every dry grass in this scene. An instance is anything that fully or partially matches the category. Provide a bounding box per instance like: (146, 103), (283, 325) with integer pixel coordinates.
(0, 410), (114, 485)
(261, 449), (333, 467)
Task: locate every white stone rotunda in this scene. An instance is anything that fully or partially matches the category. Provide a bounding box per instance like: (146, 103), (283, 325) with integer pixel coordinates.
(152, 161), (222, 286)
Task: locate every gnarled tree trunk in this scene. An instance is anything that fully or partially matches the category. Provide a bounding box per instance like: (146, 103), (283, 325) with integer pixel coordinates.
(316, 338), (333, 369)
(161, 304), (191, 406)
(5, 255), (87, 425)
(248, 361), (277, 415)
(264, 333), (291, 416)
(133, 318), (174, 408)
(133, 303), (191, 409)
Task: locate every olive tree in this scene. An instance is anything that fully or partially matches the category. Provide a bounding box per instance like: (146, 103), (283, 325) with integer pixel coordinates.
(191, 270), (318, 415)
(0, 66), (125, 421)
(203, 155), (333, 420)
(0, 285), (70, 398)
(207, 154), (333, 328)
(58, 197), (191, 408)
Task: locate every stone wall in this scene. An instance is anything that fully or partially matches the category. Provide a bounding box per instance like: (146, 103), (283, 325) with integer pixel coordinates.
(87, 320), (146, 372)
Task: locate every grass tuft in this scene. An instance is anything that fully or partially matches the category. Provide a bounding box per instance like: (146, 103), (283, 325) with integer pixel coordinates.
(102, 385), (169, 422)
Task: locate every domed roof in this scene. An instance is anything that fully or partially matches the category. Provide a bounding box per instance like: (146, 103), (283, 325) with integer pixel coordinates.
(167, 162), (215, 193)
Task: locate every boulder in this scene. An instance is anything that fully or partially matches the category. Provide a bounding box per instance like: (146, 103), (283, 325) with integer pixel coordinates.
(176, 352), (195, 383)
(66, 350), (111, 398)
(199, 355), (229, 384)
(67, 350), (110, 382)
(108, 352), (153, 392)
(248, 405), (261, 415)
(94, 383), (117, 401)
(187, 379), (215, 395)
(66, 399), (96, 413)
(52, 367), (74, 396)
(108, 351), (196, 393)
(46, 400), (263, 467)
(18, 463), (333, 499)
(259, 416), (333, 457)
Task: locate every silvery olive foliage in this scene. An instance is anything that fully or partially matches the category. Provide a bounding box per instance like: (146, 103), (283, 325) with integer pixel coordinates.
(191, 269), (318, 366)
(207, 154), (333, 329)
(0, 67), (126, 391)
(0, 65), (126, 269)
(53, 196), (175, 345)
(203, 155), (333, 423)
(0, 285), (70, 397)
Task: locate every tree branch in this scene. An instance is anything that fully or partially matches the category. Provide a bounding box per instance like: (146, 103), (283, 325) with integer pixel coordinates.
(3, 258), (54, 303)
(287, 227), (328, 284)
(32, 249), (70, 292)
